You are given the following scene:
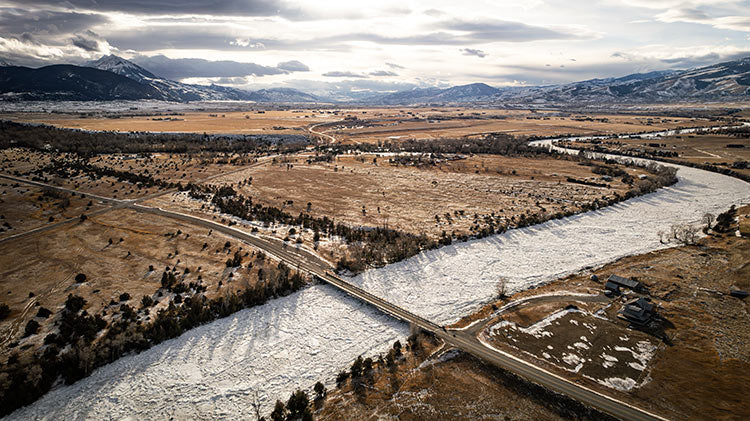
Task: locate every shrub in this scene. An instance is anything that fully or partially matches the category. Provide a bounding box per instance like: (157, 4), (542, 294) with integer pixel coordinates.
(24, 320), (40, 337)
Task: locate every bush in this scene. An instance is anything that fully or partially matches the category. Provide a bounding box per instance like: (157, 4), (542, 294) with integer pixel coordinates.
(64, 294), (86, 313)
(24, 320), (40, 337)
(119, 293), (131, 302)
(0, 304), (9, 320)
(36, 307), (52, 318)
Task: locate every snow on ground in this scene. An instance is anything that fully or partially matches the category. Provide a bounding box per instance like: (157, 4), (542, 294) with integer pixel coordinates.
(9, 128), (749, 418)
(6, 285), (407, 419)
(348, 161), (750, 325)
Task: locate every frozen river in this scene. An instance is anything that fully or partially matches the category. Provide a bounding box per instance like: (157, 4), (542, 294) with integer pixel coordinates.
(9, 129), (750, 419)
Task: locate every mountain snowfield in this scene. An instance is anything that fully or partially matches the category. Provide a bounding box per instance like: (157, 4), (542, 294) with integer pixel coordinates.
(87, 55), (320, 103)
(7, 143), (750, 419)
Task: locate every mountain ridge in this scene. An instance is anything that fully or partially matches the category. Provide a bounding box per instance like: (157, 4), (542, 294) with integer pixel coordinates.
(2, 55), (748, 104)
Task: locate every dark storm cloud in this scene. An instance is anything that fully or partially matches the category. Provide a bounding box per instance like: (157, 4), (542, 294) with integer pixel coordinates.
(131, 54), (308, 79)
(9, 1), (295, 17)
(322, 71), (368, 78)
(277, 60), (309, 71)
(0, 8), (108, 35)
(460, 48), (487, 58)
(71, 30), (103, 51)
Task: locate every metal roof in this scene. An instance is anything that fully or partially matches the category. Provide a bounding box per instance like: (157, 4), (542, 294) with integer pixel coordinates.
(608, 274), (640, 289)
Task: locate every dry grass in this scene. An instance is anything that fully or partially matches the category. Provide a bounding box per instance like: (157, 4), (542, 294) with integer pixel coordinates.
(0, 110), (338, 135)
(317, 337), (568, 421)
(467, 205), (750, 421)
(576, 134), (750, 177)
(200, 153), (642, 239)
(0, 180), (107, 239)
(1, 109), (713, 142)
(0, 208), (272, 354)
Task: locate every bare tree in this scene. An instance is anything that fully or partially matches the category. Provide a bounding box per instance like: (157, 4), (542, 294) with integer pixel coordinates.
(702, 213), (715, 232)
(497, 278), (509, 299)
(250, 390), (263, 421)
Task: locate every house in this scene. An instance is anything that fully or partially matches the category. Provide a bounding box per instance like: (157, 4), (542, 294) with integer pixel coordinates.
(604, 281), (621, 296)
(619, 297), (655, 325)
(607, 274), (641, 292)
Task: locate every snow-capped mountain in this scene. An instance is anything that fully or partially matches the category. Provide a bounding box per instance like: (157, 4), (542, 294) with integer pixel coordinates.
(0, 65), (166, 101)
(85, 55), (321, 103)
(86, 55), (256, 101)
(494, 58), (750, 104)
(368, 83), (500, 105)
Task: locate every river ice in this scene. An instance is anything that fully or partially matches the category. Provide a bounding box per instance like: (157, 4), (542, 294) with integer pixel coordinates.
(8, 144), (750, 419)
(349, 162), (750, 325)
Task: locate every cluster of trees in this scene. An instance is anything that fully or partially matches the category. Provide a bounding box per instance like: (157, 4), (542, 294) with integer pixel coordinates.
(34, 157), (174, 189)
(184, 183), (436, 274)
(326, 133), (548, 157)
(266, 335), (427, 421)
(0, 262), (310, 417)
(563, 140), (750, 183)
(0, 121), (308, 155)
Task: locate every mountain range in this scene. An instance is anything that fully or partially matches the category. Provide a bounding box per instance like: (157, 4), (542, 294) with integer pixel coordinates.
(0, 55), (748, 104)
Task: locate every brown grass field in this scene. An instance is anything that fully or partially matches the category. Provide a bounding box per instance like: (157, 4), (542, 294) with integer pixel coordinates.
(0, 208), (272, 353)
(448, 205), (750, 421)
(570, 133), (750, 177)
(177, 153), (646, 240)
(0, 108), (715, 142)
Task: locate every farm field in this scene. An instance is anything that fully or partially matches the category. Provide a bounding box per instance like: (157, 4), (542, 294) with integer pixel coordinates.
(0, 108), (715, 142)
(566, 132), (750, 177)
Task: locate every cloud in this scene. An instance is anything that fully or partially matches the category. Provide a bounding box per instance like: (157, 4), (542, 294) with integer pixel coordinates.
(0, 8), (108, 35)
(71, 30), (106, 52)
(131, 54), (306, 80)
(386, 62), (405, 69)
(611, 46), (750, 69)
(277, 60), (309, 72)
(322, 71), (369, 78)
(460, 48), (487, 58)
(439, 18), (590, 42)
(10, 1), (294, 17)
(229, 39), (265, 48)
(214, 76), (250, 85)
(655, 7), (750, 32)
(369, 70), (398, 76)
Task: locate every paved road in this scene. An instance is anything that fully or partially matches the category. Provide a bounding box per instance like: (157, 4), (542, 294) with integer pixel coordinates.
(130, 206), (666, 421)
(1, 170), (668, 421)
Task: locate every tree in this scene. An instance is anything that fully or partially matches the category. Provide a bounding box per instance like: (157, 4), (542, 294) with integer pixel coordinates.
(496, 278), (508, 299)
(24, 319), (40, 337)
(270, 400), (287, 421)
(393, 340), (402, 358)
(350, 355), (364, 378)
(0, 303), (10, 320)
(335, 370), (349, 388)
(286, 389), (310, 419)
(313, 381), (326, 400)
(65, 294), (86, 313)
(74, 273), (87, 283)
(702, 213), (715, 231)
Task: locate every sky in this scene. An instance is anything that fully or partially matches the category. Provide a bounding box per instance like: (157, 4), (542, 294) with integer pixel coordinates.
(1, 0), (749, 95)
